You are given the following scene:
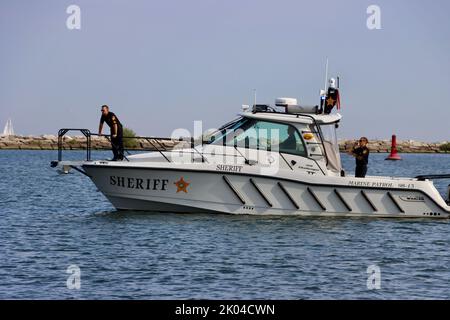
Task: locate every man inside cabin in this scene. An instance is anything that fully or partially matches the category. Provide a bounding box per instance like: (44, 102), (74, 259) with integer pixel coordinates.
(98, 105), (124, 161)
(279, 126), (298, 153)
(350, 137), (370, 178)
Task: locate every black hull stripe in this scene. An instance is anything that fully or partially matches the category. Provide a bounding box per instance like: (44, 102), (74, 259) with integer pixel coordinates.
(361, 190), (378, 212)
(387, 191), (405, 213)
(250, 178), (273, 207)
(307, 187), (327, 211)
(334, 189), (352, 212)
(277, 182), (300, 209)
(222, 175), (246, 205)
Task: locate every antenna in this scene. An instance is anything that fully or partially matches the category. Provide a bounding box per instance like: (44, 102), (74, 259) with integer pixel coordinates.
(253, 89), (257, 106)
(324, 58), (329, 92)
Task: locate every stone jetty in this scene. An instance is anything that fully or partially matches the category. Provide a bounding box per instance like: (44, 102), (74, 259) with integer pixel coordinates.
(0, 135), (188, 151)
(0, 135), (449, 153)
(339, 139), (449, 154)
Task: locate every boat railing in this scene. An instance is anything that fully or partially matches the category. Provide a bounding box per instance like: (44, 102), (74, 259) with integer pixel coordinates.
(415, 174), (450, 181)
(55, 128), (198, 162)
(55, 128), (331, 172)
(57, 128), (92, 162)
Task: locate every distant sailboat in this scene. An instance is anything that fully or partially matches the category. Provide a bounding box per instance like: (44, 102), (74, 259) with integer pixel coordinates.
(2, 118), (14, 136)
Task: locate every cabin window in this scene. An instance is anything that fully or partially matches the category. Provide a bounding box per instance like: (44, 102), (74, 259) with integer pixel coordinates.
(209, 119), (307, 157)
(318, 123), (342, 173)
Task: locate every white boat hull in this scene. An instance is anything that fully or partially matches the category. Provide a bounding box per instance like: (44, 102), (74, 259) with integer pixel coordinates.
(82, 163), (450, 218)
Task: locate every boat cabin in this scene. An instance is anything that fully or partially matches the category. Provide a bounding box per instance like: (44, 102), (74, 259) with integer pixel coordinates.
(202, 98), (343, 177)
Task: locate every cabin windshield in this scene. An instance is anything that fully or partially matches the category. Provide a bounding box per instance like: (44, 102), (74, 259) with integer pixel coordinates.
(319, 123), (342, 173)
(206, 118), (307, 157)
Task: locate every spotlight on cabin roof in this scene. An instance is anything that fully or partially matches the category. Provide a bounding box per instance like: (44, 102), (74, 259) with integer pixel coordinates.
(274, 97), (319, 114)
(275, 97), (298, 107)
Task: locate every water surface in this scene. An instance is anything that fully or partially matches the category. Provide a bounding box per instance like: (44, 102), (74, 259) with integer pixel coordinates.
(0, 150), (449, 299)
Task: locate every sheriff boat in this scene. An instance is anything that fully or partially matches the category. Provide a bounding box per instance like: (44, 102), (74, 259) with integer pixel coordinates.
(51, 97), (450, 218)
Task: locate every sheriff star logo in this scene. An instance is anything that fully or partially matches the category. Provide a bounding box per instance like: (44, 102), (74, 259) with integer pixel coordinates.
(174, 177), (190, 193)
(326, 97), (335, 107)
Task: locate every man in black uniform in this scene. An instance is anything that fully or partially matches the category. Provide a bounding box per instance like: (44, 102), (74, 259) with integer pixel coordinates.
(351, 137), (370, 178)
(279, 126), (298, 152)
(98, 105), (124, 161)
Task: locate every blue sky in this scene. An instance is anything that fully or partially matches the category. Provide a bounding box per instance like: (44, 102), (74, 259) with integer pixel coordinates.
(1, 0), (449, 141)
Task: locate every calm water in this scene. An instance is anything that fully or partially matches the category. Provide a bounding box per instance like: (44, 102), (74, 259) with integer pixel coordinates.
(0, 150), (449, 299)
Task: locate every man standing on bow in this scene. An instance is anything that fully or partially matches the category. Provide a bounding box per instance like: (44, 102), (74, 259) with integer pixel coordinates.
(98, 105), (124, 161)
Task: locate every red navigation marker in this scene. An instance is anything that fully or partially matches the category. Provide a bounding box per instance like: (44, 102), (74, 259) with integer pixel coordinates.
(386, 134), (402, 160)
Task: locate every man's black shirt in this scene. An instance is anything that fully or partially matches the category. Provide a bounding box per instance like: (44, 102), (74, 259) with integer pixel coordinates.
(100, 112), (122, 135)
(352, 146), (370, 166)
